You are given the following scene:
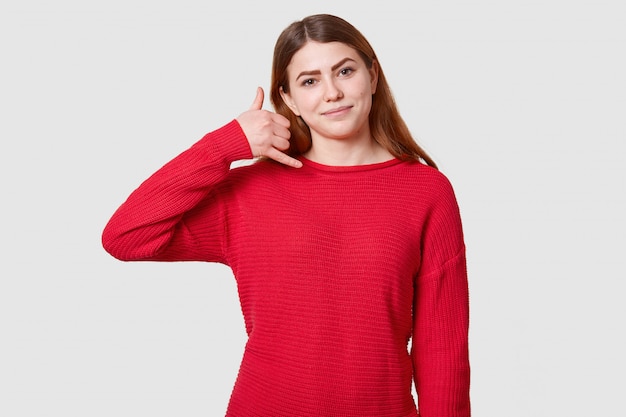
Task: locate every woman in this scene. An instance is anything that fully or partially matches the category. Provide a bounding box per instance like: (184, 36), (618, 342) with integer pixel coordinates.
(102, 13), (471, 417)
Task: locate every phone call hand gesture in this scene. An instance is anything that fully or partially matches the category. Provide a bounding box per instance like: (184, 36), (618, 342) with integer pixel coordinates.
(236, 87), (302, 168)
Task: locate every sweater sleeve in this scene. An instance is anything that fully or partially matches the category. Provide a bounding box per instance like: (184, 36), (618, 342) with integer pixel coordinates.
(412, 174), (471, 417)
(101, 120), (252, 263)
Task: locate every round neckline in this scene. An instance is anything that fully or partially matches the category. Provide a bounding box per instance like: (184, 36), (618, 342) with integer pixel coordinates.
(298, 156), (403, 173)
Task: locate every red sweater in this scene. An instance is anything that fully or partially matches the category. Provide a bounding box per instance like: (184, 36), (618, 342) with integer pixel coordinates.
(102, 120), (471, 417)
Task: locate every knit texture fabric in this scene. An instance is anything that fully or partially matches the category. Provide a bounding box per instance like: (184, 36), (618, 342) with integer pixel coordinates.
(102, 120), (471, 417)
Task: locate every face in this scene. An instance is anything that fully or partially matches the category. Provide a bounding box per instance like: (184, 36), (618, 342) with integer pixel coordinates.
(280, 41), (378, 144)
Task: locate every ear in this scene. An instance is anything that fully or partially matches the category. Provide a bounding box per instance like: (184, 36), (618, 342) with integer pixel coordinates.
(369, 60), (379, 93)
(279, 86), (300, 116)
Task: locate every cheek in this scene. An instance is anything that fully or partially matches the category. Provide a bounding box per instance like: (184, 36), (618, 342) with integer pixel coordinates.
(293, 93), (318, 113)
(356, 78), (374, 98)
(358, 83), (374, 101)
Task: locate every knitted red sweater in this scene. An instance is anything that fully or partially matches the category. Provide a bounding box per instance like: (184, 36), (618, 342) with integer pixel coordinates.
(102, 120), (471, 417)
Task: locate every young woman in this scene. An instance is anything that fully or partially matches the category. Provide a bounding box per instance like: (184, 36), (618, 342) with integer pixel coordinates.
(102, 13), (471, 417)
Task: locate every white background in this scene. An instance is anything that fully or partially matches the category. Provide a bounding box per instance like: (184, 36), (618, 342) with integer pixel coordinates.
(1, 0), (624, 416)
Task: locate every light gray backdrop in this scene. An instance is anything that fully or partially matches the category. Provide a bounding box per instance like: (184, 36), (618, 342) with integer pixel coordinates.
(1, 0), (624, 416)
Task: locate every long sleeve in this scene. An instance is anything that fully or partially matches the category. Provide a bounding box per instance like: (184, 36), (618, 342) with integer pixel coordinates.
(412, 175), (471, 417)
(101, 120), (252, 262)
(102, 149), (471, 416)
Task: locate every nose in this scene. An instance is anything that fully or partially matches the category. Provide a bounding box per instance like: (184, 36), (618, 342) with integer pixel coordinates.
(323, 79), (343, 102)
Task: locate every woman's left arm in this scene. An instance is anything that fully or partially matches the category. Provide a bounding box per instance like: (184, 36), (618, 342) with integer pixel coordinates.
(411, 174), (471, 417)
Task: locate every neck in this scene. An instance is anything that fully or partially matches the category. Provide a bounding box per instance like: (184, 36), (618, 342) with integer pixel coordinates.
(304, 136), (393, 166)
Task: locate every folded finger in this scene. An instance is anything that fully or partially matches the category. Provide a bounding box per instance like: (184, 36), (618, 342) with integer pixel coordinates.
(274, 126), (291, 140)
(271, 113), (291, 128)
(272, 137), (291, 151)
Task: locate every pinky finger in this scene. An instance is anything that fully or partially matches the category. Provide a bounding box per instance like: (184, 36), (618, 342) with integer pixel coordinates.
(264, 147), (303, 168)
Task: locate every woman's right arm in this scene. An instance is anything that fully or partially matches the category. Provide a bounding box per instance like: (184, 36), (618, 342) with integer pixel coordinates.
(101, 120), (252, 262)
(102, 87), (300, 262)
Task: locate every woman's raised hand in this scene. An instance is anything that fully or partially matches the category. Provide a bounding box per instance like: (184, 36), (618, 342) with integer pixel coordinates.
(236, 87), (302, 168)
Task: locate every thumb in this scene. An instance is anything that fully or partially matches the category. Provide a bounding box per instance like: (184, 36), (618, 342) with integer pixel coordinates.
(248, 86), (264, 111)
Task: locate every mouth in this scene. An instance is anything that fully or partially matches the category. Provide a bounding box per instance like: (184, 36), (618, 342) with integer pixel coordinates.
(322, 106), (352, 116)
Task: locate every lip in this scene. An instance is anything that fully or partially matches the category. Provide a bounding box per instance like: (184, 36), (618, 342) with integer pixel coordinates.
(321, 106), (352, 116)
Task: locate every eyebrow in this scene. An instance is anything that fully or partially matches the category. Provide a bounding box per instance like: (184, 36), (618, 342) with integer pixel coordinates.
(295, 57), (357, 81)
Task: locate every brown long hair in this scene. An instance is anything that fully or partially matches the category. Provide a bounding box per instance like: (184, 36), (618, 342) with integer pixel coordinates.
(270, 14), (437, 168)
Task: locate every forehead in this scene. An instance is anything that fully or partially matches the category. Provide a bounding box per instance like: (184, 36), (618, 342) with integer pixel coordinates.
(287, 41), (362, 72)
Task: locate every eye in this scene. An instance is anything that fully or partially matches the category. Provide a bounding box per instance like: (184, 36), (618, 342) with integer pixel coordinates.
(301, 78), (316, 87)
(339, 67), (354, 76)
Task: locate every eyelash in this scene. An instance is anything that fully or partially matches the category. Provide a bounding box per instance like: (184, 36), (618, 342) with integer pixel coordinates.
(339, 67), (354, 76)
(301, 67), (355, 87)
